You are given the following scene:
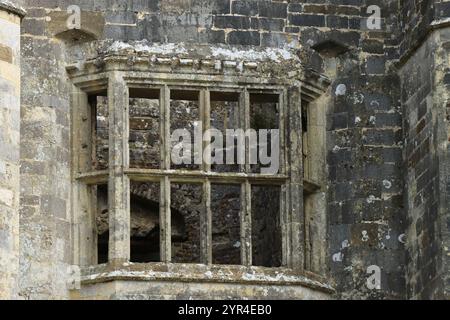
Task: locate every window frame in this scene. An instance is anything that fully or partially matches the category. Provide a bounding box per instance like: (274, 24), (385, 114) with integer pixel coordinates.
(70, 64), (313, 275)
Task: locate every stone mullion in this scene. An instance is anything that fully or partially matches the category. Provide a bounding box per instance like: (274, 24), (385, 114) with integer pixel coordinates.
(200, 90), (212, 264)
(241, 180), (252, 266)
(161, 85), (171, 171)
(243, 89), (251, 174)
(72, 87), (97, 266)
(107, 72), (130, 264)
(200, 180), (212, 264)
(240, 89), (252, 266)
(287, 85), (304, 271)
(159, 85), (171, 262)
(200, 90), (211, 172)
(160, 176), (171, 262)
(279, 90), (290, 267)
(279, 90), (287, 175)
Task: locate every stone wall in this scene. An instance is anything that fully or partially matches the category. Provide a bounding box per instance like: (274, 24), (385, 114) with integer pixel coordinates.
(16, 0), (406, 299)
(400, 34), (438, 299)
(19, 0), (72, 300)
(399, 0), (450, 60)
(10, 0), (450, 300)
(74, 278), (331, 300)
(397, 0), (450, 300)
(0, 1), (24, 300)
(399, 28), (450, 299)
(310, 1), (405, 299)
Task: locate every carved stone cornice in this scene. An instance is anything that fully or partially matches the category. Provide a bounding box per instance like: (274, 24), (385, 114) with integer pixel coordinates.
(67, 41), (331, 101)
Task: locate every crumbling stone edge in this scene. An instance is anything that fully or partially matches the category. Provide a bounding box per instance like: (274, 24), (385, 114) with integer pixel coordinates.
(78, 263), (335, 294)
(0, 1), (26, 18)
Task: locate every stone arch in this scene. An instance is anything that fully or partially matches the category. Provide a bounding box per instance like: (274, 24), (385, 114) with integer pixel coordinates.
(48, 10), (104, 43)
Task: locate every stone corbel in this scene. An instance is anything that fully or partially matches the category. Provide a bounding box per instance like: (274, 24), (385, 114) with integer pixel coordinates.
(300, 68), (331, 103)
(47, 10), (105, 43)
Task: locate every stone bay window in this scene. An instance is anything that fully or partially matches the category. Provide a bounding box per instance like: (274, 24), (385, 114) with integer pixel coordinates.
(69, 43), (332, 297)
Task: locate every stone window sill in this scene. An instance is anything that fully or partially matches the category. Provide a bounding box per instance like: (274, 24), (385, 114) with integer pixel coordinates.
(78, 263), (334, 294)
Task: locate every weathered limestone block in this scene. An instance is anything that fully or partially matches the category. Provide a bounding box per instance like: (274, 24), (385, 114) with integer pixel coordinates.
(0, 0), (24, 300)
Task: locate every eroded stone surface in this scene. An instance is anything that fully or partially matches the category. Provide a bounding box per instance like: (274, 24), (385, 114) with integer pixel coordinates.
(0, 0), (448, 301)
